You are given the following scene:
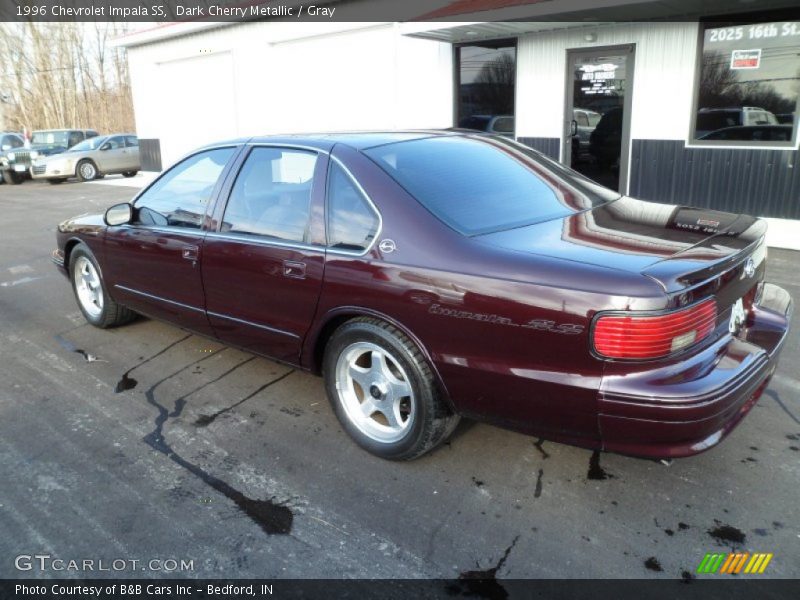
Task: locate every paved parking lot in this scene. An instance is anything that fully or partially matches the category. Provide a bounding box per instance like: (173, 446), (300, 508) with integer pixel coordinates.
(1, 178), (799, 581)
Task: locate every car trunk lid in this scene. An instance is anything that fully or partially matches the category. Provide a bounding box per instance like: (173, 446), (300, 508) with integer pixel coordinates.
(476, 196), (767, 315)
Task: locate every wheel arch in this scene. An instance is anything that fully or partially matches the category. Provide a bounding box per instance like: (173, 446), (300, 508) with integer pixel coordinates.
(304, 306), (456, 413)
(63, 237), (86, 270)
(77, 158), (99, 178)
(64, 238), (111, 293)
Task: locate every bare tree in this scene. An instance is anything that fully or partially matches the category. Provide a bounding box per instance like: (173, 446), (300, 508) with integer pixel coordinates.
(0, 22), (135, 134)
(697, 51), (740, 110)
(474, 53), (515, 115)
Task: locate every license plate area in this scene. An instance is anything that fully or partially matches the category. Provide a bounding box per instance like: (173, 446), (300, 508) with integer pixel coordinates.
(729, 297), (745, 335)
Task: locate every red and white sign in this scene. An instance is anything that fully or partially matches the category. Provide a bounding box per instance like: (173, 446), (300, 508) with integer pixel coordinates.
(730, 49), (761, 69)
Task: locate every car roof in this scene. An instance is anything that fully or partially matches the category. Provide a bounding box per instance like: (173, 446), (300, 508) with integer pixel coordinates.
(32, 128), (98, 133)
(243, 130), (465, 151)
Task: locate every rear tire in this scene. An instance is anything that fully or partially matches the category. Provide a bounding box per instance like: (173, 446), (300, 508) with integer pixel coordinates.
(323, 317), (459, 460)
(69, 244), (136, 328)
(2, 169), (23, 184)
(76, 160), (98, 182)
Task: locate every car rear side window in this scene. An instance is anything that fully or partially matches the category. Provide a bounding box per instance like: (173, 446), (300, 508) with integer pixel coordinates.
(221, 147), (317, 243)
(134, 147), (234, 229)
(125, 136), (139, 148)
(326, 161), (379, 252)
(363, 136), (567, 236)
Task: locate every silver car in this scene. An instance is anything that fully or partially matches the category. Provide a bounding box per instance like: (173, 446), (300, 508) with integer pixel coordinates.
(31, 134), (140, 183)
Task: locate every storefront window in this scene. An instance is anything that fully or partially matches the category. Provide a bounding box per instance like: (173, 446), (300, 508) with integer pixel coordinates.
(692, 20), (800, 145)
(455, 40), (516, 137)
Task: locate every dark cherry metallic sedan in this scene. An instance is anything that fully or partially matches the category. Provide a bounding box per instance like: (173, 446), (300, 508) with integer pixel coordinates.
(53, 132), (792, 460)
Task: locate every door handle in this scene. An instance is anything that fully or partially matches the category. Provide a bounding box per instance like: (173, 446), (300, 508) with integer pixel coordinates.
(182, 245), (199, 262)
(283, 260), (306, 279)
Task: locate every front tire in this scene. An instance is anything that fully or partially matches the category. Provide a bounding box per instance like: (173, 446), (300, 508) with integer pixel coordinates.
(122, 171), (138, 178)
(3, 169), (23, 184)
(69, 245), (135, 328)
(77, 160), (98, 182)
(323, 318), (459, 460)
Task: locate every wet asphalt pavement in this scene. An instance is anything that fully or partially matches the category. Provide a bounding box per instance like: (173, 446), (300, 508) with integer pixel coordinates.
(0, 178), (798, 581)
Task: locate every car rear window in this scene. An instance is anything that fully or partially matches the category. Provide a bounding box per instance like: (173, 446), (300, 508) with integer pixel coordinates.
(363, 136), (575, 236)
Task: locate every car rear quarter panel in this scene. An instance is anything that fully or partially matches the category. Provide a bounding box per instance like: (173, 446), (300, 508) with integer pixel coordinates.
(309, 145), (667, 444)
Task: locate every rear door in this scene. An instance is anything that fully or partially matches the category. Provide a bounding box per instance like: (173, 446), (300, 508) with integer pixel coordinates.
(124, 136), (141, 171)
(104, 146), (239, 335)
(201, 145), (327, 362)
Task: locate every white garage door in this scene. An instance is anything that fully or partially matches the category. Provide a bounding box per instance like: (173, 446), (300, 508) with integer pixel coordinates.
(157, 52), (237, 167)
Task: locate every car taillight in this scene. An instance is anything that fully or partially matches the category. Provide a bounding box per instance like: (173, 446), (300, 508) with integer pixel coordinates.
(593, 298), (717, 360)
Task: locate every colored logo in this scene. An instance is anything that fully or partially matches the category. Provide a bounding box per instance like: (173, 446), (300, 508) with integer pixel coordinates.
(697, 552), (773, 575)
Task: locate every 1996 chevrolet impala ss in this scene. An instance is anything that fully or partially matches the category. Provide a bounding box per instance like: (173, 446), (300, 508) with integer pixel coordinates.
(53, 132), (792, 460)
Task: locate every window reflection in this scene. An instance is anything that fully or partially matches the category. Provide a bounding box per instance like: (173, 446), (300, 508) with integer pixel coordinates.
(694, 20), (799, 144)
(456, 40), (516, 137)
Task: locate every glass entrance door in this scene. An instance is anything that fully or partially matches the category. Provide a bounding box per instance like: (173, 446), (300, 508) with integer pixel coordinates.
(564, 46), (634, 192)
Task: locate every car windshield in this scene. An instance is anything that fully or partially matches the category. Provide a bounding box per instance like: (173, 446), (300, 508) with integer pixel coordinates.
(363, 135), (620, 236)
(69, 136), (105, 152)
(32, 131), (69, 146)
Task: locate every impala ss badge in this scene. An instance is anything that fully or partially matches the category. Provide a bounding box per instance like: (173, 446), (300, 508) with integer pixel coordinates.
(428, 304), (584, 334)
(378, 239), (396, 253)
(742, 257), (756, 279)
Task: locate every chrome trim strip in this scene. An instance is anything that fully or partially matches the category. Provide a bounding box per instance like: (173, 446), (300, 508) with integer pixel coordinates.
(245, 142), (331, 155)
(207, 311), (300, 339)
(118, 224), (205, 238)
(204, 231), (322, 252)
(327, 155), (383, 258)
(114, 284), (205, 314)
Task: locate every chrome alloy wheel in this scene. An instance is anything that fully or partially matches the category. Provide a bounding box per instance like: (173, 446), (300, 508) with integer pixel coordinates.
(73, 256), (104, 318)
(79, 161), (96, 180)
(335, 342), (415, 443)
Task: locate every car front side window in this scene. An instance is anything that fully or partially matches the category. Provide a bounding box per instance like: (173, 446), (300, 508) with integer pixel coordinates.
(106, 136), (125, 150)
(134, 147), (235, 230)
(220, 147), (317, 243)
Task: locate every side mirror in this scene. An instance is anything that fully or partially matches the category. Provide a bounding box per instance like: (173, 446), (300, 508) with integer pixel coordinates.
(104, 203), (133, 226)
(570, 120), (579, 137)
(100, 143), (111, 151)
(1, 144), (10, 151)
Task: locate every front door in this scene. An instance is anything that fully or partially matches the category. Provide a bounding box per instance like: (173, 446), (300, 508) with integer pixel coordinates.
(201, 146), (327, 363)
(104, 146), (238, 335)
(96, 135), (128, 173)
(564, 45), (635, 192)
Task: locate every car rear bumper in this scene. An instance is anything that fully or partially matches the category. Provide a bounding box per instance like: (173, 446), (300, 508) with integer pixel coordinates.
(598, 282), (792, 458)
